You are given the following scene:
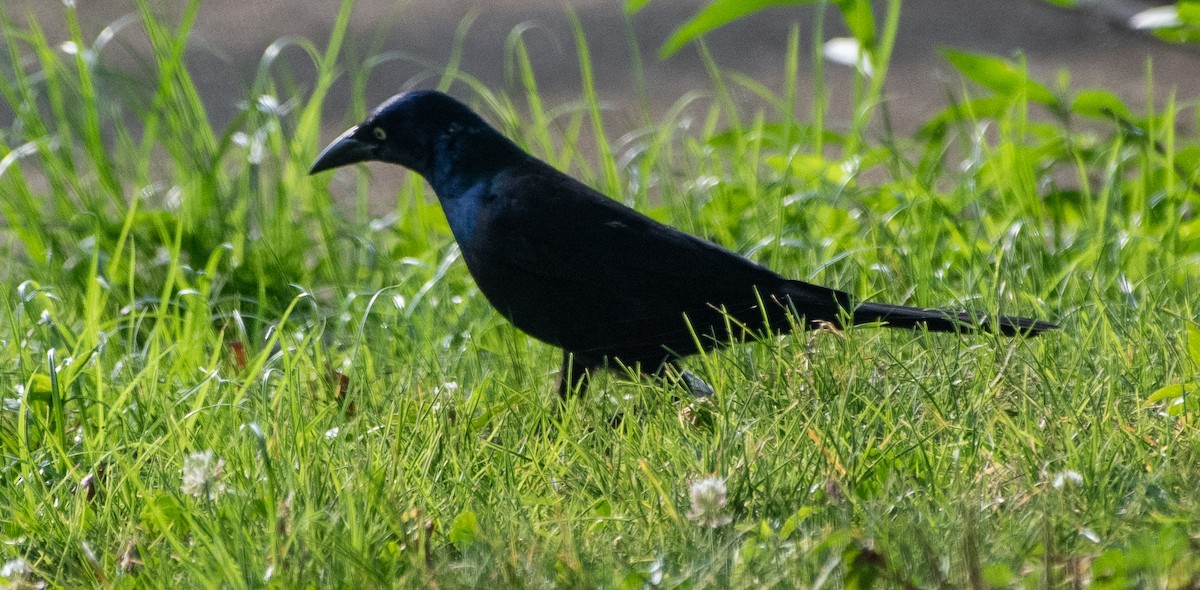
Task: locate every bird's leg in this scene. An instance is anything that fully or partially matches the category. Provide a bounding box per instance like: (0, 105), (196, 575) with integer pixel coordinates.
(557, 351), (595, 399)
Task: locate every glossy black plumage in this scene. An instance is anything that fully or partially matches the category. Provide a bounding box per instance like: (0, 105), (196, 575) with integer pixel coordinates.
(311, 90), (1056, 397)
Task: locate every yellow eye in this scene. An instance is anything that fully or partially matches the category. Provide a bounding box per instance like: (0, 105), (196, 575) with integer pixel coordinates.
(373, 127), (387, 141)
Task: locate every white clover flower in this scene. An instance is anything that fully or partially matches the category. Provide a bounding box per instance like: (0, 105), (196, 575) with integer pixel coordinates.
(648, 554), (664, 585)
(1129, 6), (1180, 30)
(232, 128), (268, 165)
(823, 37), (873, 77)
(432, 381), (459, 413)
(1, 557), (31, 578)
(0, 557), (42, 588)
(686, 476), (732, 528)
(1052, 470), (1083, 489)
(181, 450), (226, 500)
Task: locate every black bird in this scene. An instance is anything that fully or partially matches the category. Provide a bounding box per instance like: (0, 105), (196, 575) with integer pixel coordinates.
(311, 90), (1056, 397)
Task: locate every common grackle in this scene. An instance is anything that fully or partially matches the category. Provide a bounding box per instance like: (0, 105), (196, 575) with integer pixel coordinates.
(311, 90), (1056, 397)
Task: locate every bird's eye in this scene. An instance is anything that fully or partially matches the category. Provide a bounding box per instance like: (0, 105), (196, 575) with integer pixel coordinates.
(372, 127), (387, 141)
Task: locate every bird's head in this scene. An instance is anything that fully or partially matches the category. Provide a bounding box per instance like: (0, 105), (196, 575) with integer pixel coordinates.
(309, 90), (490, 177)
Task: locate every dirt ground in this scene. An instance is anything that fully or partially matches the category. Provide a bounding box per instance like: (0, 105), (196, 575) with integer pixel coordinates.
(7, 0), (1198, 130)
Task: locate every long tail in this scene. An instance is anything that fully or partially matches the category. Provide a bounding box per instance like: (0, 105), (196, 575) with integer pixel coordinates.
(851, 301), (1057, 336)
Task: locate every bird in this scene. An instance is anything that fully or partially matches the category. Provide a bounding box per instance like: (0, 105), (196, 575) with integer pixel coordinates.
(310, 90), (1056, 398)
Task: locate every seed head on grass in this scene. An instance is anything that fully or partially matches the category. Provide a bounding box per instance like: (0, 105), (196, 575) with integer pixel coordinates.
(181, 450), (226, 501)
(686, 476), (732, 528)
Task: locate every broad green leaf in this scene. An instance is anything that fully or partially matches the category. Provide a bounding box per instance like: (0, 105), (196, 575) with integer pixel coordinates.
(1147, 383), (1188, 403)
(739, 535), (762, 562)
(1180, 1), (1200, 25)
(618, 571), (648, 590)
(1176, 146), (1200, 177)
(780, 506), (815, 539)
(1091, 550), (1129, 583)
(660, 0), (811, 57)
(23, 373), (54, 402)
(1152, 25), (1200, 43)
(982, 563), (1017, 587)
(836, 0), (876, 47)
(624, 0), (653, 13)
(1070, 89), (1133, 120)
(449, 510), (481, 548)
(765, 153), (848, 184)
(941, 49), (1058, 106)
(140, 492), (188, 536)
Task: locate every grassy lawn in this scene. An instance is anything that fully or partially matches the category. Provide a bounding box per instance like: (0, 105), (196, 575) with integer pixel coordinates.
(2, 1), (1199, 587)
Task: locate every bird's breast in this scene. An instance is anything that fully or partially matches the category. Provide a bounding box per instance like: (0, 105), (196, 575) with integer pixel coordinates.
(436, 181), (492, 247)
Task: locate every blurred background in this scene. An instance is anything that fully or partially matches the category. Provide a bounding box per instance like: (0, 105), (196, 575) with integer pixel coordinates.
(7, 0), (1198, 136)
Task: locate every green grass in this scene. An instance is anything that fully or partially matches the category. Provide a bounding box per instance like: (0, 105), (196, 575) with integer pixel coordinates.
(2, 1), (1200, 587)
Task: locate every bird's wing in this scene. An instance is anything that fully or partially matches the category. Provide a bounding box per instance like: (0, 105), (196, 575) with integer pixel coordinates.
(491, 169), (781, 296)
(467, 165), (853, 359)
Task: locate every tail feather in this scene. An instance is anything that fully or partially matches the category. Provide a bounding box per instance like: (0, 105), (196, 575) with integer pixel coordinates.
(852, 301), (1057, 336)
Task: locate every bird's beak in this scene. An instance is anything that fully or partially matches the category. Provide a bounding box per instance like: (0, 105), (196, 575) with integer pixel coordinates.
(309, 126), (375, 174)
